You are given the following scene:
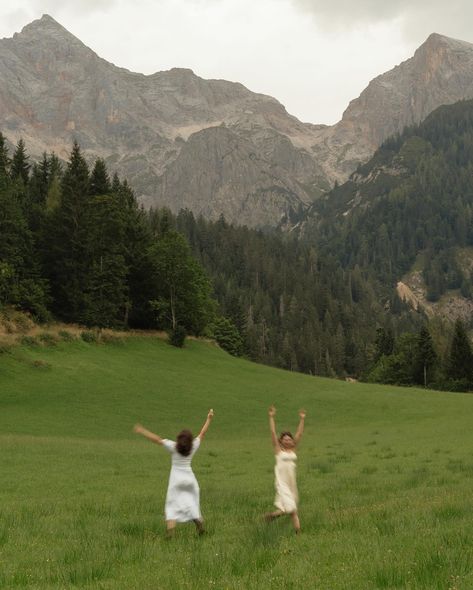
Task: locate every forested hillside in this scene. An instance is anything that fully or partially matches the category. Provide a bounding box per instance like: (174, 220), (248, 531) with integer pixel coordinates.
(302, 99), (473, 389)
(306, 99), (473, 302)
(1, 123), (472, 389)
(0, 135), (422, 378)
(0, 138), (215, 336)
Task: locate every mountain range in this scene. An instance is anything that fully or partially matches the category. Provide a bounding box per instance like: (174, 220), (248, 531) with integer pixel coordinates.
(2, 15), (473, 226)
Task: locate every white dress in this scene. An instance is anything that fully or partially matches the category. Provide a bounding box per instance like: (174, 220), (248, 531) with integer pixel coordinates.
(162, 437), (201, 522)
(274, 450), (298, 513)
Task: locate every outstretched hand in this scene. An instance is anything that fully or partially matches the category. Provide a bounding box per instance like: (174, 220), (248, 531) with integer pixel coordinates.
(268, 406), (276, 417)
(299, 409), (306, 419)
(207, 409), (214, 420)
(133, 423), (144, 434)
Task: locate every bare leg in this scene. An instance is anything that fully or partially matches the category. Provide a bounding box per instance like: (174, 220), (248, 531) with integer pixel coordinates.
(264, 509), (284, 522)
(290, 511), (301, 533)
(193, 518), (205, 535)
(166, 519), (176, 538)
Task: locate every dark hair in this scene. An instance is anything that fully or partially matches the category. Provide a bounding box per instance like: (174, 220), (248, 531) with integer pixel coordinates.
(176, 430), (193, 456)
(279, 431), (294, 442)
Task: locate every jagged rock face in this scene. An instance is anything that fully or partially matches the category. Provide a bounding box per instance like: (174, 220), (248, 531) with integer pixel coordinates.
(144, 126), (311, 227)
(317, 33), (473, 182)
(2, 17), (473, 226)
(0, 15), (323, 226)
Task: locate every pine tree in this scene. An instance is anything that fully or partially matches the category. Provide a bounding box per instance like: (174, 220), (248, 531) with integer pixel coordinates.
(0, 186), (48, 317)
(45, 142), (90, 320)
(45, 154), (62, 211)
(374, 326), (394, 360)
(10, 139), (30, 185)
(446, 319), (473, 384)
(0, 133), (10, 191)
(211, 316), (243, 356)
(89, 158), (111, 195)
(81, 193), (129, 327)
(414, 326), (437, 386)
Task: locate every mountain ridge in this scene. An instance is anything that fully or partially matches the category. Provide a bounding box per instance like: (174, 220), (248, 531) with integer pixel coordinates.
(2, 15), (473, 226)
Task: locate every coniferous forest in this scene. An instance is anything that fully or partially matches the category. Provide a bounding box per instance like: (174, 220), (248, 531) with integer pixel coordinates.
(2, 99), (473, 392)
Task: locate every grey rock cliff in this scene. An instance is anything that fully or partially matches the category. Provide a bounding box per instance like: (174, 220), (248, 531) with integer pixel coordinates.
(0, 15), (323, 226)
(316, 33), (473, 182)
(2, 17), (473, 226)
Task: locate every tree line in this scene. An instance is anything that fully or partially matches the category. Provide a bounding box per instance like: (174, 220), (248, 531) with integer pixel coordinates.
(307, 101), (473, 303)
(0, 137), (215, 342)
(367, 320), (473, 391)
(1, 133), (471, 391)
(0, 135), (413, 374)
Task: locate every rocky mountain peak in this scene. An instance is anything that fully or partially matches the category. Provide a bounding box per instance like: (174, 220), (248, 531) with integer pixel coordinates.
(17, 14), (81, 42)
(413, 32), (473, 72)
(418, 32), (473, 53)
(315, 30), (473, 184)
(10, 13), (95, 59)
(2, 16), (473, 227)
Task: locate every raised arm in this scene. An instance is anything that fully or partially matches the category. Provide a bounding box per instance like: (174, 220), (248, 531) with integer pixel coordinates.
(133, 423), (164, 445)
(198, 409), (214, 441)
(294, 410), (306, 445)
(268, 406), (279, 452)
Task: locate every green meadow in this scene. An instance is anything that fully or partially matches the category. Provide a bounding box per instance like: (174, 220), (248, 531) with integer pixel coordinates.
(2, 336), (473, 589)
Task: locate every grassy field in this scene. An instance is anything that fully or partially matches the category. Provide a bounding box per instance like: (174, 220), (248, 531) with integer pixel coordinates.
(2, 336), (473, 589)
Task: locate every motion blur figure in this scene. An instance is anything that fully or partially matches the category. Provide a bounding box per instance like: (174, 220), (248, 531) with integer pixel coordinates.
(265, 406), (306, 533)
(134, 409), (214, 536)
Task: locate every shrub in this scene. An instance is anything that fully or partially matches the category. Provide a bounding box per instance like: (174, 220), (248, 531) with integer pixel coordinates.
(210, 317), (243, 356)
(432, 378), (472, 393)
(58, 330), (76, 342)
(101, 333), (125, 345)
(14, 313), (34, 334)
(38, 332), (58, 346)
(20, 336), (39, 347)
(168, 325), (186, 348)
(81, 330), (98, 343)
(0, 342), (12, 354)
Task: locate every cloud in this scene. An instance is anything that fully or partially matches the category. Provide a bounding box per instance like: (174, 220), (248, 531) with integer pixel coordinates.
(291, 0), (473, 42)
(39, 0), (118, 17)
(1, 0), (470, 124)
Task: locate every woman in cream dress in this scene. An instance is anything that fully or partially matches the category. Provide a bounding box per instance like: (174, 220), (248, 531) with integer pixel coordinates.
(134, 409), (214, 536)
(264, 406), (306, 533)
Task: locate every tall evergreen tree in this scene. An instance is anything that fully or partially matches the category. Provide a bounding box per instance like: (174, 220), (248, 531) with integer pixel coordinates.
(10, 139), (30, 185)
(89, 158), (111, 195)
(45, 142), (90, 320)
(413, 326), (437, 386)
(0, 186), (48, 318)
(45, 154), (62, 211)
(0, 133), (10, 191)
(446, 319), (473, 384)
(81, 193), (129, 327)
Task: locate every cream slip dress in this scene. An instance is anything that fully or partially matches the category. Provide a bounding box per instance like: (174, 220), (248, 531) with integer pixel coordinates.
(274, 450), (298, 513)
(162, 437), (201, 522)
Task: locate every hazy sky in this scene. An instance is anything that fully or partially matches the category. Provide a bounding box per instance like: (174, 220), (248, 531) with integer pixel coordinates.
(1, 0), (472, 124)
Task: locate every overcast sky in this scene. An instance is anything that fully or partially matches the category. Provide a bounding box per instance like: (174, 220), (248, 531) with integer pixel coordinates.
(1, 0), (472, 124)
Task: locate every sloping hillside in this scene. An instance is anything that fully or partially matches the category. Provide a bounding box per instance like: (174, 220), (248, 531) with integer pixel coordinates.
(2, 337), (473, 588)
(305, 99), (473, 326)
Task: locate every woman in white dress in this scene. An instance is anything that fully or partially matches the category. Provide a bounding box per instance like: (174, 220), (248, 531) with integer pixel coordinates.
(264, 406), (306, 533)
(133, 409), (214, 536)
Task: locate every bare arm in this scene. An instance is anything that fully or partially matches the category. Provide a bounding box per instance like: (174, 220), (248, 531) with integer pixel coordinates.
(198, 409), (214, 441)
(268, 406), (279, 452)
(133, 423), (164, 445)
(294, 410), (306, 446)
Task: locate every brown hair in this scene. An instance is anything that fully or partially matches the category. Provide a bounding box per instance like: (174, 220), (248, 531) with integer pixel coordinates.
(176, 430), (193, 456)
(279, 431), (294, 443)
